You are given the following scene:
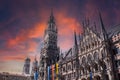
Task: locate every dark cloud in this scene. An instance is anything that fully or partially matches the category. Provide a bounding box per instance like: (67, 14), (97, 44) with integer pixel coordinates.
(0, 0), (119, 73)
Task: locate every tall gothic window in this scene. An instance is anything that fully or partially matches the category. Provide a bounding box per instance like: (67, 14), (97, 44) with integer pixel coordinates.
(116, 47), (120, 54)
(94, 52), (99, 61)
(87, 54), (92, 64)
(88, 66), (91, 72)
(63, 66), (66, 72)
(73, 72), (76, 78)
(94, 63), (98, 71)
(101, 50), (106, 59)
(82, 56), (86, 66)
(73, 62), (76, 69)
(82, 68), (85, 74)
(68, 64), (72, 71)
(117, 60), (120, 67)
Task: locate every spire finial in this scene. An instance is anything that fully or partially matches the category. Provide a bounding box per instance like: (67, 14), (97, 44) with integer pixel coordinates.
(87, 17), (90, 27)
(82, 21), (85, 33)
(98, 11), (108, 40)
(51, 8), (53, 17)
(74, 30), (78, 46)
(94, 22), (97, 31)
(78, 33), (81, 41)
(49, 8), (55, 23)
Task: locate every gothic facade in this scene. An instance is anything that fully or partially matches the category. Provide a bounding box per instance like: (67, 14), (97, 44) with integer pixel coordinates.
(38, 11), (120, 80)
(30, 57), (39, 79)
(111, 26), (120, 79)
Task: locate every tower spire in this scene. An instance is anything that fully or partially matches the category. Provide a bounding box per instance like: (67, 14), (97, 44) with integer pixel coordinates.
(74, 30), (78, 46)
(51, 8), (53, 16)
(99, 11), (108, 40)
(78, 33), (81, 42)
(94, 22), (97, 31)
(74, 31), (79, 80)
(82, 21), (86, 36)
(49, 8), (55, 23)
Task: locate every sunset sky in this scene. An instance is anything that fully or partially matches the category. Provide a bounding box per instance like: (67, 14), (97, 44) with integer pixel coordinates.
(0, 0), (120, 74)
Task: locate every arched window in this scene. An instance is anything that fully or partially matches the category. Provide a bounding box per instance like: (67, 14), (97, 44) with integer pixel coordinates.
(63, 66), (66, 72)
(92, 42), (94, 47)
(73, 62), (76, 69)
(81, 48), (83, 52)
(88, 66), (91, 72)
(82, 56), (86, 66)
(94, 52), (99, 61)
(88, 44), (90, 49)
(101, 50), (106, 59)
(74, 72), (76, 78)
(87, 54), (92, 64)
(86, 45), (88, 49)
(82, 68), (85, 74)
(95, 63), (98, 71)
(105, 74), (109, 80)
(68, 64), (72, 71)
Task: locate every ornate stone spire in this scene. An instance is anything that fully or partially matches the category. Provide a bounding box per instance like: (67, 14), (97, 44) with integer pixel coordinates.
(74, 31), (78, 47)
(48, 9), (55, 23)
(99, 12), (108, 41)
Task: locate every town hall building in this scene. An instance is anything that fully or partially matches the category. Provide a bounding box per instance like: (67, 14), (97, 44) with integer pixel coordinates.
(36, 11), (120, 80)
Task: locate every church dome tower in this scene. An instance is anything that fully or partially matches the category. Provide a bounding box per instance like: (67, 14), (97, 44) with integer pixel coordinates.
(23, 57), (31, 75)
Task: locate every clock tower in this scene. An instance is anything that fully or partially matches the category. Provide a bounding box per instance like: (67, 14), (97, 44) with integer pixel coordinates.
(44, 10), (59, 65)
(39, 11), (60, 80)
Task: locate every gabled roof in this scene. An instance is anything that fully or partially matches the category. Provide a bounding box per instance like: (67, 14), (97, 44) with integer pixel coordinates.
(109, 24), (120, 38)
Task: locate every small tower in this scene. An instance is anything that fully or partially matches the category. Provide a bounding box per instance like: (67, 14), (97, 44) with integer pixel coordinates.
(31, 57), (39, 75)
(30, 57), (39, 80)
(23, 57), (31, 75)
(74, 31), (79, 80)
(99, 12), (108, 41)
(99, 12), (116, 80)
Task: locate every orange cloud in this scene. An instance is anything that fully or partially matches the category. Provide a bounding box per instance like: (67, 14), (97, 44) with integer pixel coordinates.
(56, 11), (82, 35)
(5, 9), (83, 63)
(2, 54), (26, 61)
(27, 41), (38, 52)
(7, 22), (46, 47)
(54, 10), (82, 51)
(28, 22), (46, 38)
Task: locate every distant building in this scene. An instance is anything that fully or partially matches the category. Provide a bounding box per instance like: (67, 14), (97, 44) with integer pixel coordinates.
(38, 11), (120, 80)
(31, 57), (39, 80)
(0, 72), (29, 80)
(23, 57), (31, 75)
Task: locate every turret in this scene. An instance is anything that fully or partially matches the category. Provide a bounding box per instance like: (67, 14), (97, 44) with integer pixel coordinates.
(99, 12), (108, 41)
(23, 57), (31, 75)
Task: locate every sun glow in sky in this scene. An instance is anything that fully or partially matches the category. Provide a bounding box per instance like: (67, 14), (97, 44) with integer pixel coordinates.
(0, 0), (120, 74)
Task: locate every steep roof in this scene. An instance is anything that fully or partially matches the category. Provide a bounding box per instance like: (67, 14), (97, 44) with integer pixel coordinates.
(109, 24), (120, 38)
